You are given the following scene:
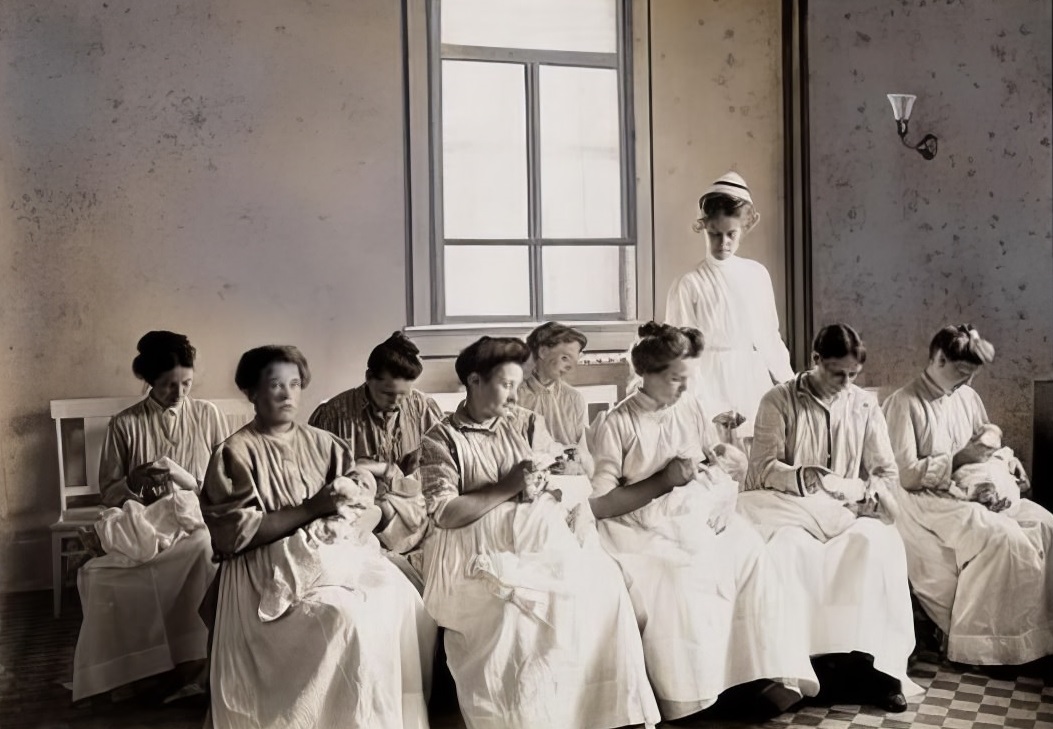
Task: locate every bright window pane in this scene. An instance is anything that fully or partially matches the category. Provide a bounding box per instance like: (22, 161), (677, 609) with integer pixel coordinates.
(441, 0), (617, 53)
(442, 61), (527, 239)
(542, 246), (632, 315)
(445, 246), (530, 317)
(539, 66), (622, 238)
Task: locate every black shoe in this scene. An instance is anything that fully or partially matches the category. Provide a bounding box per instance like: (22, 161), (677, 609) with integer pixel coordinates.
(752, 680), (802, 719)
(876, 690), (908, 713)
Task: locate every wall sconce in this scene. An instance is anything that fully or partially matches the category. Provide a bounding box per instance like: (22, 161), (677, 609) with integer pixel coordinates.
(887, 93), (938, 160)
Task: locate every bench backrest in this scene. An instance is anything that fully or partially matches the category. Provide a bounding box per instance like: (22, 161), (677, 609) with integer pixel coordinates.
(50, 397), (256, 515)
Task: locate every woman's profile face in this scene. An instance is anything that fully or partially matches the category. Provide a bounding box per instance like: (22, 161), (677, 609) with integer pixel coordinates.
(467, 362), (523, 419)
(642, 357), (694, 406)
(931, 352), (980, 391)
(150, 366), (194, 409)
(535, 341), (583, 383)
(811, 355), (863, 395)
(704, 213), (745, 260)
(252, 361), (303, 426)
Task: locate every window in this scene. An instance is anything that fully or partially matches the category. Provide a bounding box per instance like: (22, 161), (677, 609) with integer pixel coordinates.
(406, 0), (653, 339)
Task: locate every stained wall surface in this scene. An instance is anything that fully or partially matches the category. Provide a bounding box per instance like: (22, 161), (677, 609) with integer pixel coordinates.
(651, 0), (787, 328)
(808, 0), (1052, 466)
(0, 1), (409, 590)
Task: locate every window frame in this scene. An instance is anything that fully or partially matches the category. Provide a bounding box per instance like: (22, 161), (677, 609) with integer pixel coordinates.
(404, 0), (654, 342)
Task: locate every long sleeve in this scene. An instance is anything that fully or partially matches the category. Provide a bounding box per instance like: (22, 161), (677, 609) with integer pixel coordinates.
(881, 390), (951, 491)
(664, 274), (695, 327)
(421, 428), (461, 522)
(200, 442), (266, 556)
(861, 400), (900, 492)
(745, 388), (803, 494)
(372, 394), (442, 553)
(588, 412), (627, 498)
(99, 420), (138, 507)
(307, 399), (349, 441)
(752, 265), (795, 383)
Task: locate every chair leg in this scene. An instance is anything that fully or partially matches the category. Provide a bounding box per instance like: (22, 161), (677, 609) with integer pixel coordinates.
(52, 531), (63, 618)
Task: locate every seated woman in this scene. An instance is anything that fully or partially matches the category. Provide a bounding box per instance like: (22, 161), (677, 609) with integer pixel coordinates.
(73, 331), (227, 703)
(309, 331), (444, 586)
(588, 322), (818, 722)
(882, 324), (1053, 666)
(201, 345), (435, 729)
(420, 336), (660, 729)
(740, 324), (920, 712)
(517, 321), (593, 476)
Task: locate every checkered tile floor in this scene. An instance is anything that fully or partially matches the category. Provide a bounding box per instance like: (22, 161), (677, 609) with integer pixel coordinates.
(3, 590), (1051, 728)
(748, 656), (1053, 729)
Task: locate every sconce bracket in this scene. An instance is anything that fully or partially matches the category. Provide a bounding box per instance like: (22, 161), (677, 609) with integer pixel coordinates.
(896, 119), (938, 160)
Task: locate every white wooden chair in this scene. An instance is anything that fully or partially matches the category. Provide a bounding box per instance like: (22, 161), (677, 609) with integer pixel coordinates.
(49, 396), (255, 617)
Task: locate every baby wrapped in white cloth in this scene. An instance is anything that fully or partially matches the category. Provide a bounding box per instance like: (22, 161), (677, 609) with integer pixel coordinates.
(619, 443), (748, 563)
(947, 424), (1024, 511)
(258, 471), (385, 621)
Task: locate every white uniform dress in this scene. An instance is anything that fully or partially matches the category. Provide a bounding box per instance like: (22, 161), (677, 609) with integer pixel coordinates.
(421, 404), (660, 729)
(883, 374), (1053, 665)
(201, 422), (435, 729)
(589, 390), (819, 720)
(665, 255), (795, 439)
(740, 376), (922, 697)
(72, 395), (226, 701)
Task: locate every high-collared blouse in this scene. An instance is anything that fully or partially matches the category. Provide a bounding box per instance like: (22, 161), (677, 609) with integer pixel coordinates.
(745, 374), (899, 495)
(99, 395), (229, 507)
(882, 373), (988, 491)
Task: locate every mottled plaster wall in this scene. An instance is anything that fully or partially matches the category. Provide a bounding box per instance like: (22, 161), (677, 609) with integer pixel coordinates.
(809, 0), (1052, 467)
(0, 1), (408, 591)
(651, 0), (786, 325)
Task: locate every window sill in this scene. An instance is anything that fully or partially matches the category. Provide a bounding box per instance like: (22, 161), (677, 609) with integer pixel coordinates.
(404, 321), (643, 360)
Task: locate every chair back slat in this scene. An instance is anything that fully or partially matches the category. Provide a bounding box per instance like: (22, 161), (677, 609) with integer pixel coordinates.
(58, 418), (88, 513)
(83, 416), (112, 494)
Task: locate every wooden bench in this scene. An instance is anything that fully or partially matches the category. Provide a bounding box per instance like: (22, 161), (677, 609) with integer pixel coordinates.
(49, 396), (256, 617)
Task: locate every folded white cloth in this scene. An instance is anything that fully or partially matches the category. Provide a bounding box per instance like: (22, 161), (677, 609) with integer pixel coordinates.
(950, 454), (1021, 506)
(95, 491), (205, 563)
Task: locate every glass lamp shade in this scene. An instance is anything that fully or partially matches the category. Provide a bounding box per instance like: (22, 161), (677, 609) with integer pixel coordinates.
(887, 93), (916, 122)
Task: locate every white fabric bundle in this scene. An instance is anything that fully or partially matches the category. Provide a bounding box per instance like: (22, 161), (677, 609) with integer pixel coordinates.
(258, 474), (384, 622)
(95, 490), (206, 563)
(948, 425), (1022, 508)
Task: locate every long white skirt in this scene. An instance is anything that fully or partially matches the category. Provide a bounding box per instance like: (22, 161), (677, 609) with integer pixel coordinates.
(72, 527), (215, 701)
(893, 488), (1053, 665)
(423, 496), (660, 729)
(209, 537), (435, 729)
(599, 485), (820, 720)
(738, 491), (922, 696)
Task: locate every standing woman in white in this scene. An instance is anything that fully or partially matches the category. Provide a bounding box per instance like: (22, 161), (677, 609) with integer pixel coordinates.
(665, 172), (795, 447)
